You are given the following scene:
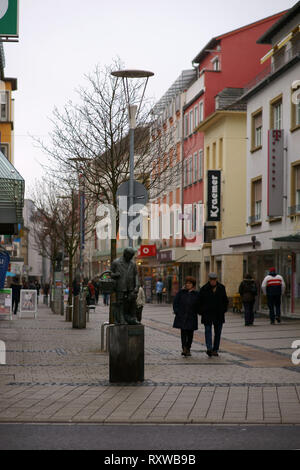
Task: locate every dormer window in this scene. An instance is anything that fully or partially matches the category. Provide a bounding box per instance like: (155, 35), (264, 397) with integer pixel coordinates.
(212, 56), (220, 71)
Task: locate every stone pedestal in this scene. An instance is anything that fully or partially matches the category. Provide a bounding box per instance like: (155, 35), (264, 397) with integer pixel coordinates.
(109, 324), (144, 383)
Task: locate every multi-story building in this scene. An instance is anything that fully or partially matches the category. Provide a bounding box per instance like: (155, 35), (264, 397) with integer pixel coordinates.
(0, 43), (16, 164)
(0, 42), (24, 281)
(212, 2), (300, 314)
(181, 11), (287, 291)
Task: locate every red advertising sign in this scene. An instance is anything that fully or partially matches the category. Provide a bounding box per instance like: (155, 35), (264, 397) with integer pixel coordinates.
(140, 245), (157, 257)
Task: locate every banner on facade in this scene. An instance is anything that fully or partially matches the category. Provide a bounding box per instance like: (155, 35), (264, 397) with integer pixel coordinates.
(0, 250), (10, 289)
(0, 0), (18, 37)
(268, 130), (284, 217)
(207, 170), (221, 222)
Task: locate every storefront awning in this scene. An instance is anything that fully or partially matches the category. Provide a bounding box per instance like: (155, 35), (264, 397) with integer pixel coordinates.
(0, 152), (25, 234)
(273, 233), (300, 242)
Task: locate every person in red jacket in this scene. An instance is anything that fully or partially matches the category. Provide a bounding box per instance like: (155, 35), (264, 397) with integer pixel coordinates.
(261, 268), (285, 324)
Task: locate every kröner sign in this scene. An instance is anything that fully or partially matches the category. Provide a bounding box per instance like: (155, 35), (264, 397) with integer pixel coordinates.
(207, 170), (221, 222)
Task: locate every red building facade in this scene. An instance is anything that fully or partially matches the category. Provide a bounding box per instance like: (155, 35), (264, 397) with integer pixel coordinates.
(182, 11), (287, 247)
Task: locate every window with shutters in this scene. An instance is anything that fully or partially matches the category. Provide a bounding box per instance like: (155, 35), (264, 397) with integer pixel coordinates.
(193, 152), (198, 183)
(289, 164), (300, 216)
(198, 150), (203, 180)
(291, 83), (300, 132)
(0, 91), (9, 121)
(250, 178), (262, 224)
(251, 108), (262, 152)
(270, 95), (283, 130)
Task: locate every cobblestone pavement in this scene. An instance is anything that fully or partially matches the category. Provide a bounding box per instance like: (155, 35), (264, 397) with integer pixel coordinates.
(0, 303), (300, 424)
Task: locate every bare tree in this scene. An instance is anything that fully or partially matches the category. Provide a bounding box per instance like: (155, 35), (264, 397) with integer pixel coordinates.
(34, 58), (179, 262)
(30, 178), (97, 320)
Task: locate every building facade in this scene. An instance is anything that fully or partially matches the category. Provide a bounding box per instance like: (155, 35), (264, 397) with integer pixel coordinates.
(212, 3), (300, 314)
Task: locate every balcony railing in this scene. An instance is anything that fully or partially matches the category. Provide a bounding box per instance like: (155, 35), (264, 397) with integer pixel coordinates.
(248, 214), (262, 225)
(244, 42), (300, 94)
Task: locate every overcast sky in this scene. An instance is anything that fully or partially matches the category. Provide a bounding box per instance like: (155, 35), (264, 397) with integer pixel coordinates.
(3, 0), (296, 196)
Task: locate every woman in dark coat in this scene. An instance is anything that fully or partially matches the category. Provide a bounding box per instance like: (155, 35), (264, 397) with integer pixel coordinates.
(239, 273), (258, 326)
(173, 276), (200, 357)
(199, 273), (229, 357)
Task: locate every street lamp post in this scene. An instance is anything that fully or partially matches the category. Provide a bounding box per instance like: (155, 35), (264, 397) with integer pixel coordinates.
(111, 69), (154, 247)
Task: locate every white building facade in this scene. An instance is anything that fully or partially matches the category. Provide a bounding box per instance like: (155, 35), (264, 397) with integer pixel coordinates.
(212, 5), (300, 315)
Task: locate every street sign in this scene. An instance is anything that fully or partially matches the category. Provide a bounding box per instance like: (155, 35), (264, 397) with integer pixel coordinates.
(117, 180), (148, 207)
(0, 0), (18, 38)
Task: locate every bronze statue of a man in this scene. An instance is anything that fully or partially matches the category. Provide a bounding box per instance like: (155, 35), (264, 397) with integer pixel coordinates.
(111, 247), (140, 325)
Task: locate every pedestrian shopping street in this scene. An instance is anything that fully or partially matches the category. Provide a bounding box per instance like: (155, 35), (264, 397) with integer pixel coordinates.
(0, 303), (300, 424)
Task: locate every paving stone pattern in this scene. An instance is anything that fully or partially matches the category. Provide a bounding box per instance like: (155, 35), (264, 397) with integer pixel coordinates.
(0, 303), (300, 423)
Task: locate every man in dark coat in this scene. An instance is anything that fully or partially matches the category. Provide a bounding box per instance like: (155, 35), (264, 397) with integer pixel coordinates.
(199, 273), (228, 357)
(173, 276), (201, 357)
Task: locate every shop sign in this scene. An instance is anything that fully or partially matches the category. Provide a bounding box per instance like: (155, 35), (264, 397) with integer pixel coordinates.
(268, 130), (284, 217)
(139, 245), (157, 257)
(157, 250), (173, 262)
(207, 170), (221, 222)
(0, 0), (18, 37)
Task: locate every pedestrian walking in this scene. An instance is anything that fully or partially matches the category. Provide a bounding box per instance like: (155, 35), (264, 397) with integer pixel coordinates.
(87, 281), (96, 306)
(239, 273), (258, 326)
(173, 276), (200, 357)
(92, 278), (100, 305)
(261, 267), (285, 324)
(156, 278), (164, 304)
(136, 284), (146, 322)
(34, 280), (41, 304)
(199, 273), (229, 357)
(11, 276), (21, 315)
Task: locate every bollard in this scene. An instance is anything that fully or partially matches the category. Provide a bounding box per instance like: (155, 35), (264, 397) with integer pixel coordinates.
(72, 295), (86, 329)
(65, 304), (73, 322)
(101, 321), (111, 352)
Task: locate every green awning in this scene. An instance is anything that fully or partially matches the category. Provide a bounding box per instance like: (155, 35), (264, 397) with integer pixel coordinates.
(273, 233), (300, 242)
(0, 151), (25, 225)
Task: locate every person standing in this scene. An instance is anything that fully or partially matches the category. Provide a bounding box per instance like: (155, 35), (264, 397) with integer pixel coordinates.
(136, 284), (146, 322)
(34, 280), (41, 304)
(261, 267), (285, 324)
(11, 276), (21, 316)
(199, 273), (229, 357)
(156, 278), (164, 304)
(239, 274), (258, 326)
(173, 276), (200, 357)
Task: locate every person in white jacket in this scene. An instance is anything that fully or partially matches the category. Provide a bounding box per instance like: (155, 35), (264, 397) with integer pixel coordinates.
(261, 267), (285, 324)
(136, 285), (146, 322)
